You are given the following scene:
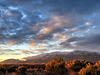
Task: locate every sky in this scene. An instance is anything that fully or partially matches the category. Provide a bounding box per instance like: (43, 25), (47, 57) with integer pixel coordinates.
(0, 0), (100, 61)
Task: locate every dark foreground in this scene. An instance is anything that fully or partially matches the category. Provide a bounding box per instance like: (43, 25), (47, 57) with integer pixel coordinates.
(0, 58), (100, 75)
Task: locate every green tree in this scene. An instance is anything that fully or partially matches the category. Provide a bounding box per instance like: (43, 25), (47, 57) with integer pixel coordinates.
(45, 58), (67, 75)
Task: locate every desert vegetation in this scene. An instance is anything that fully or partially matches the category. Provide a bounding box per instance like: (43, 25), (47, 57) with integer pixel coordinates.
(0, 58), (100, 75)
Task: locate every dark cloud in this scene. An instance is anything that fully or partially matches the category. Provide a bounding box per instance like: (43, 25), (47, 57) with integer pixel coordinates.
(0, 1), (47, 44)
(61, 34), (100, 51)
(37, 0), (100, 15)
(0, 0), (99, 53)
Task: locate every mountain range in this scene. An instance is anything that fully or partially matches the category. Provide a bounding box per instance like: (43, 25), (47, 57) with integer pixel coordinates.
(1, 50), (100, 64)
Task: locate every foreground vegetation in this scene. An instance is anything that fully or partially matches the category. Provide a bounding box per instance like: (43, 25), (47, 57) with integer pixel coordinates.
(0, 58), (100, 75)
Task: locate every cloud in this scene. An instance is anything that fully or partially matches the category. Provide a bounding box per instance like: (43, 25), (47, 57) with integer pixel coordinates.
(21, 50), (35, 54)
(60, 34), (100, 51)
(33, 49), (48, 53)
(0, 0), (99, 44)
(0, 0), (100, 55)
(41, 0), (100, 15)
(37, 16), (71, 40)
(0, 48), (18, 55)
(38, 45), (47, 49)
(52, 33), (68, 43)
(0, 4), (44, 44)
(7, 40), (16, 46)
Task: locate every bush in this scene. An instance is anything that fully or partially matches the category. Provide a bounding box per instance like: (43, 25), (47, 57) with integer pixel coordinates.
(78, 64), (98, 75)
(66, 60), (92, 72)
(16, 66), (27, 74)
(27, 68), (35, 73)
(0, 67), (6, 74)
(7, 66), (17, 73)
(45, 58), (67, 74)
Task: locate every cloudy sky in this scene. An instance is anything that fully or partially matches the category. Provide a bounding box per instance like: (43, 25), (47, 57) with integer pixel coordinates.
(0, 0), (100, 61)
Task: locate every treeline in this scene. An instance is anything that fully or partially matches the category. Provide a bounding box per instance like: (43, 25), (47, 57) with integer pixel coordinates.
(0, 65), (27, 74)
(0, 58), (100, 75)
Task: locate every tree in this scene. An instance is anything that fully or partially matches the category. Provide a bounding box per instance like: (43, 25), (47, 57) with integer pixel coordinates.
(7, 66), (17, 73)
(45, 58), (67, 75)
(0, 67), (6, 74)
(66, 60), (92, 72)
(78, 64), (98, 75)
(16, 66), (26, 74)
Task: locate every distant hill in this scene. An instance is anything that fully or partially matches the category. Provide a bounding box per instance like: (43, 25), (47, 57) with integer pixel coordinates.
(1, 50), (100, 64)
(0, 59), (23, 64)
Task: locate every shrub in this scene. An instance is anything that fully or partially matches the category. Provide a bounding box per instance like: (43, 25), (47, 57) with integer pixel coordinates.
(66, 60), (92, 72)
(0, 67), (6, 74)
(78, 64), (98, 75)
(7, 66), (17, 73)
(45, 58), (67, 75)
(16, 66), (27, 74)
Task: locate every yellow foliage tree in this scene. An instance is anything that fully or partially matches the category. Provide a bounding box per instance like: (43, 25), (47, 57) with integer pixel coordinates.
(45, 58), (67, 75)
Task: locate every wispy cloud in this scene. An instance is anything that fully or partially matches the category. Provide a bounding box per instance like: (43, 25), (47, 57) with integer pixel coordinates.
(0, 0), (100, 59)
